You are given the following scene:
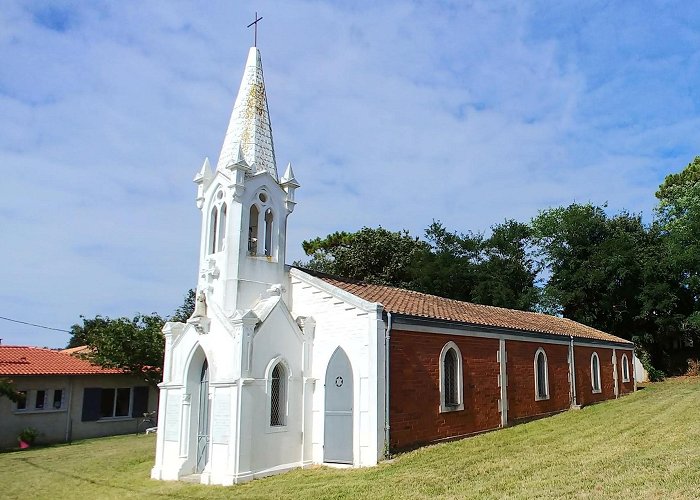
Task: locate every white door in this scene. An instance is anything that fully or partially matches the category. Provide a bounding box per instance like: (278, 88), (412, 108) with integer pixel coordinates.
(324, 348), (353, 464)
(196, 360), (210, 473)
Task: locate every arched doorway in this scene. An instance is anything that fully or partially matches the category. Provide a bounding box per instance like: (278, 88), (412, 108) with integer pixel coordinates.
(324, 348), (353, 464)
(196, 359), (210, 473)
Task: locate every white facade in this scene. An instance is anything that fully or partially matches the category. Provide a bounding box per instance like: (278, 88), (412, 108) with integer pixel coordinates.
(151, 47), (385, 485)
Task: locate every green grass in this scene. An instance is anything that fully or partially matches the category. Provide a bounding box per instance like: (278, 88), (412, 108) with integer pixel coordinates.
(3, 378), (700, 499)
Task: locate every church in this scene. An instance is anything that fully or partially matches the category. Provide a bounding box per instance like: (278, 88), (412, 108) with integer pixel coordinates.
(150, 44), (636, 486)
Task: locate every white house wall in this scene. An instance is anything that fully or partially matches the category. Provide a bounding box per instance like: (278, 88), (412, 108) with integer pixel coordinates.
(289, 269), (386, 466)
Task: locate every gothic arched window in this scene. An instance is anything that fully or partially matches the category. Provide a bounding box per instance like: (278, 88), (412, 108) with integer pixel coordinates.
(248, 204), (259, 254)
(591, 352), (601, 393)
(264, 208), (274, 257)
(439, 342), (463, 412)
(270, 362), (287, 426)
(208, 206), (218, 254)
(217, 203), (227, 252)
(621, 354), (630, 383)
(534, 348), (549, 400)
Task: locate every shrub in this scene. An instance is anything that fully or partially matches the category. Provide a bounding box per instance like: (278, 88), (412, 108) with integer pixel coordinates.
(686, 359), (700, 376)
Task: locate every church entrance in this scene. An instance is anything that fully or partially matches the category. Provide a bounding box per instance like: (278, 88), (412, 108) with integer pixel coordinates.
(324, 348), (353, 464)
(196, 359), (210, 473)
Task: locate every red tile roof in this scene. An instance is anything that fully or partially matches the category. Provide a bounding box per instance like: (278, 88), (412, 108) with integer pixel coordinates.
(306, 272), (632, 345)
(0, 346), (124, 376)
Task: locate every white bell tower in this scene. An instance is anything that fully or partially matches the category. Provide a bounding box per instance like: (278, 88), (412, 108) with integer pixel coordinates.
(193, 47), (300, 314)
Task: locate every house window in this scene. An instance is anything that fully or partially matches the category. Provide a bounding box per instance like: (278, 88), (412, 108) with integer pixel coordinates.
(621, 354), (630, 383)
(270, 362), (287, 427)
(81, 386), (149, 422)
(35, 390), (46, 409)
(534, 348), (549, 400)
(53, 389), (63, 409)
(591, 352), (601, 393)
(100, 388), (132, 418)
(16, 391), (27, 410)
(439, 341), (464, 412)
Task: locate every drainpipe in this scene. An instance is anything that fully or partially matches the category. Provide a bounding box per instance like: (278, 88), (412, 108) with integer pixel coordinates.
(383, 312), (392, 458)
(569, 335), (577, 407)
(64, 377), (74, 443)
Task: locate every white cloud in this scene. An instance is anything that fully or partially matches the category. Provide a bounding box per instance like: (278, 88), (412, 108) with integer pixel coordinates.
(1, 1), (699, 347)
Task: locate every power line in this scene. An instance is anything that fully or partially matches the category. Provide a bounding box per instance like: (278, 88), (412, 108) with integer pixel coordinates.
(0, 316), (71, 333)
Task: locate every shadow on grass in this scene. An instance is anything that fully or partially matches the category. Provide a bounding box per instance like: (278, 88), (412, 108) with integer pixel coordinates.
(17, 456), (193, 499)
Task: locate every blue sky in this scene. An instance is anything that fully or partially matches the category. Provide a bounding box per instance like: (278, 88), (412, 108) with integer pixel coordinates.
(1, 1), (699, 348)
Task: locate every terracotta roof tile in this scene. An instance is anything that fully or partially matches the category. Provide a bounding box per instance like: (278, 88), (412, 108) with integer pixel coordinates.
(0, 346), (125, 376)
(308, 272), (632, 345)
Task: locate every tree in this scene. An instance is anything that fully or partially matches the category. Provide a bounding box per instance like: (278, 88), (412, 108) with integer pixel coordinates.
(170, 289), (196, 323)
(656, 156), (700, 330)
(297, 227), (429, 288)
(69, 314), (165, 386)
(531, 204), (650, 340)
(415, 220), (540, 310)
(0, 379), (20, 402)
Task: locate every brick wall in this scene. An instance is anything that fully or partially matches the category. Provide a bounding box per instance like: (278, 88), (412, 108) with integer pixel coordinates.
(389, 330), (500, 451)
(389, 329), (632, 451)
(506, 341), (571, 422)
(616, 349), (635, 396)
(574, 345), (616, 406)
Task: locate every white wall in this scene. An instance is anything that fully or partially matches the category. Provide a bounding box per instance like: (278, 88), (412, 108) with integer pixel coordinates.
(289, 268), (385, 467)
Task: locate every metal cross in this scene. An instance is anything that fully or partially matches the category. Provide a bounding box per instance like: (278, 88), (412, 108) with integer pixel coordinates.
(247, 12), (263, 47)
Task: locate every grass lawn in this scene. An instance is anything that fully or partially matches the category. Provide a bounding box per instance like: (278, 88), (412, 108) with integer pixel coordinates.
(2, 377), (700, 499)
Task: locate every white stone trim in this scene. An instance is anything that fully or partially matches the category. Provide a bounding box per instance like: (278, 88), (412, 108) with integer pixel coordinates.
(439, 341), (464, 413)
(533, 347), (550, 401)
(394, 321), (633, 350)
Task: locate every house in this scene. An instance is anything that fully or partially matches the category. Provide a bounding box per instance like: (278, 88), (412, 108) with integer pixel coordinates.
(151, 44), (636, 486)
(0, 345), (158, 449)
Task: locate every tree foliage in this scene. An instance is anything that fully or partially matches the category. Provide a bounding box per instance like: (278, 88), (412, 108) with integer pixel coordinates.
(298, 227), (429, 288)
(0, 378), (20, 402)
(69, 314), (165, 386)
(66, 290), (197, 385)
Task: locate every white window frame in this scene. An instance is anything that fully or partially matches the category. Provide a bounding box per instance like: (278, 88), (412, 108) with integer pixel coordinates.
(534, 347), (550, 401)
(591, 352), (602, 393)
(265, 356), (290, 432)
(621, 354), (630, 383)
(439, 341), (464, 413)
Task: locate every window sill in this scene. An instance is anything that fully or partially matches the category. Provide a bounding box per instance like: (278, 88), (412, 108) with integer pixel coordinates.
(591, 389), (602, 394)
(266, 424), (288, 434)
(622, 378), (630, 383)
(97, 416), (135, 422)
(13, 408), (67, 415)
(439, 403), (464, 413)
(535, 394), (550, 401)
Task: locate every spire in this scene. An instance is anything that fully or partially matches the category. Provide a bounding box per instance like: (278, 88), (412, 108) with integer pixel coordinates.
(216, 47), (278, 180)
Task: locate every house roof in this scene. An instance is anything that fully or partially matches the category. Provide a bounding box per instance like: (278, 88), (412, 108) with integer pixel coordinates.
(302, 270), (632, 345)
(0, 346), (124, 376)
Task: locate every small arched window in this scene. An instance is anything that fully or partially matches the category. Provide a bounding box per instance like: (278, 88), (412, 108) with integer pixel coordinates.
(621, 354), (630, 383)
(270, 362), (287, 426)
(264, 208), (274, 257)
(534, 348), (549, 400)
(217, 203), (227, 252)
(208, 206), (218, 254)
(439, 342), (463, 412)
(591, 352), (601, 393)
(248, 204), (259, 254)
